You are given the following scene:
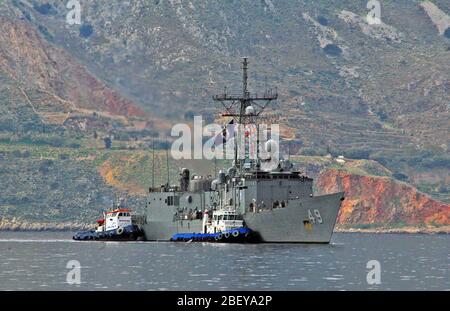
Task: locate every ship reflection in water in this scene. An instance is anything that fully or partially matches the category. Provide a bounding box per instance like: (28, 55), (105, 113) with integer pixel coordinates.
(0, 232), (448, 290)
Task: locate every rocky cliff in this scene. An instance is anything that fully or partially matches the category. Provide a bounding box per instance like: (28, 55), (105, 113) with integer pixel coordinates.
(316, 169), (450, 228)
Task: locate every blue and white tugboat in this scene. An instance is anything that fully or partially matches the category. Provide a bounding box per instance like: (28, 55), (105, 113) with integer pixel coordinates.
(170, 209), (256, 243)
(73, 204), (143, 241)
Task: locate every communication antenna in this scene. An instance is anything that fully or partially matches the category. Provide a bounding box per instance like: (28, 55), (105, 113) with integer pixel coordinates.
(214, 156), (217, 178)
(165, 138), (170, 187)
(152, 138), (155, 189)
(288, 140), (291, 161)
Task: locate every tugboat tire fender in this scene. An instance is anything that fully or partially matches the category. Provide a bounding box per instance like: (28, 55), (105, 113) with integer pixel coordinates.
(116, 227), (124, 235)
(232, 230), (239, 237)
(216, 233), (223, 240)
(224, 232), (230, 239)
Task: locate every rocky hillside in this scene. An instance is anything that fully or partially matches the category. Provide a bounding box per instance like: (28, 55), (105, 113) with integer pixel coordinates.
(1, 0), (448, 203)
(0, 143), (146, 230)
(0, 0), (448, 231)
(0, 13), (168, 143)
(3, 0), (447, 145)
(0, 140), (448, 232)
(316, 169), (449, 229)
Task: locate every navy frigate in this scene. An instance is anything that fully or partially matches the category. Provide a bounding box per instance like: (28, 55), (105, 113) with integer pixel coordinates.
(142, 58), (344, 243)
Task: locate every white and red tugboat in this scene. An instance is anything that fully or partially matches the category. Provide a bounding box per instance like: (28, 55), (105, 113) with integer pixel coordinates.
(73, 204), (144, 241)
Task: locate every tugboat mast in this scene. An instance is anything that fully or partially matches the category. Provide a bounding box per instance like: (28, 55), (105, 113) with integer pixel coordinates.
(212, 57), (278, 172)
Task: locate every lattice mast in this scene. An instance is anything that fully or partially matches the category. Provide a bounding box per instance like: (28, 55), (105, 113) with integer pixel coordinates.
(212, 57), (278, 172)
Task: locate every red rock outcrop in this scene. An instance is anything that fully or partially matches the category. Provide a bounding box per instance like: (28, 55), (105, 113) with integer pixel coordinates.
(316, 169), (450, 226)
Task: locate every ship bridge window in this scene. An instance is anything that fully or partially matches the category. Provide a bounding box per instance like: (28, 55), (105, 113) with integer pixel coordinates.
(224, 215), (239, 220)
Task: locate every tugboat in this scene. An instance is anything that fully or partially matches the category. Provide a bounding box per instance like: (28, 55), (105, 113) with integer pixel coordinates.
(73, 199), (144, 241)
(170, 209), (256, 243)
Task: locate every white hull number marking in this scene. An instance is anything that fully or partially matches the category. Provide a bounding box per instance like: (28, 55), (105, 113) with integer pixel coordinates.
(308, 209), (323, 224)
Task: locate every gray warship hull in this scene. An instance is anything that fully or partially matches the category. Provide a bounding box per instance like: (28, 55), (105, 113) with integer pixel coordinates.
(243, 193), (343, 243)
(142, 192), (343, 243)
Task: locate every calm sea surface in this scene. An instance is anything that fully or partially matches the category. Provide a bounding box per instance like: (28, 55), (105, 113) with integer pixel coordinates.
(0, 232), (448, 291)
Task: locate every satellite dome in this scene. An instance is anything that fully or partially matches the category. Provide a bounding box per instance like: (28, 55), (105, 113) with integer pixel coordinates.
(245, 105), (255, 115)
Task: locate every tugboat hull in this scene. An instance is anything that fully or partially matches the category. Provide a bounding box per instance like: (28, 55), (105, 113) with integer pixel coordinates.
(171, 227), (256, 243)
(73, 224), (143, 241)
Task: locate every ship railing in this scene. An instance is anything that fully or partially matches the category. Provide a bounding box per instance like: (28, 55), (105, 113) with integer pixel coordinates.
(173, 211), (203, 221)
(148, 186), (180, 193)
